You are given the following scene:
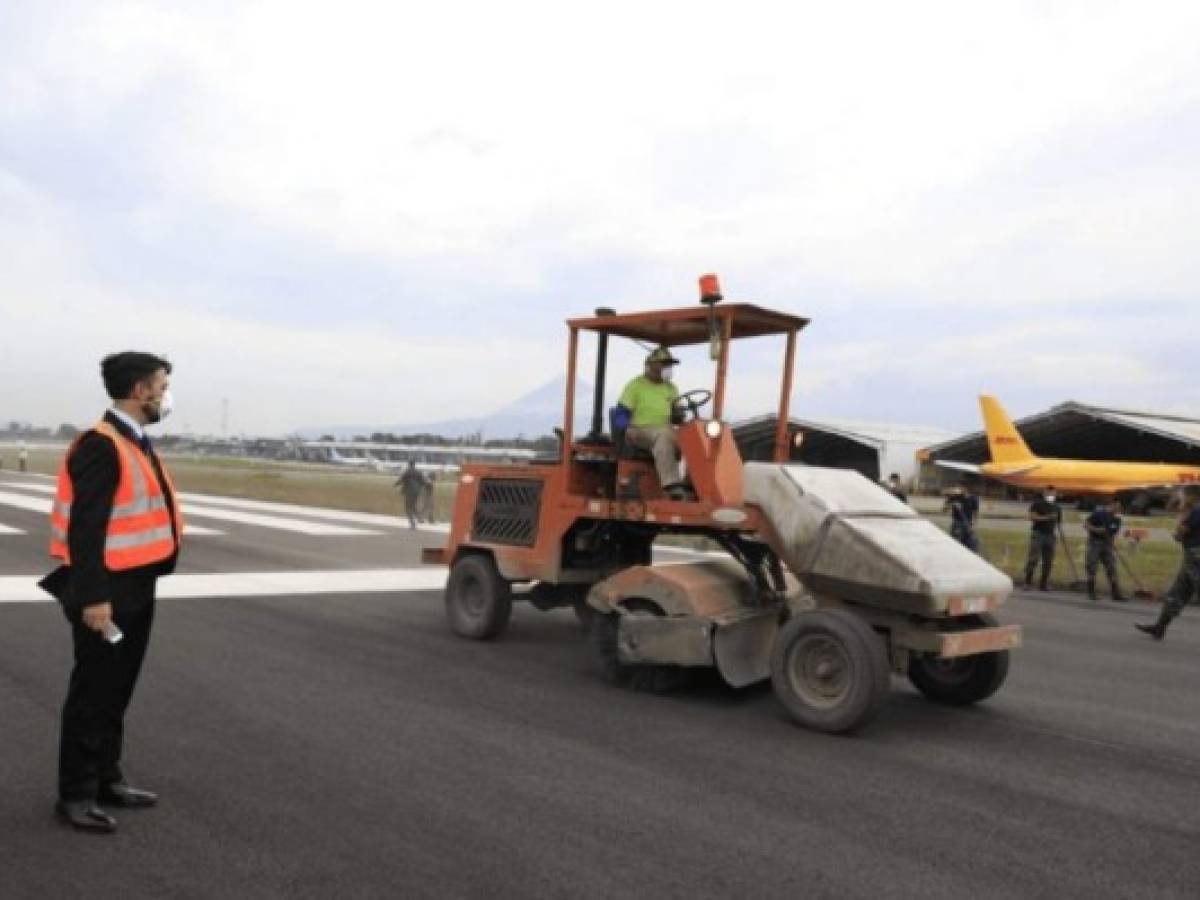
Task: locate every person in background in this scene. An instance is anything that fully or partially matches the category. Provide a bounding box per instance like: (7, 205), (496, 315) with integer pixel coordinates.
(1136, 490), (1200, 640)
(18, 439), (29, 472)
(1084, 498), (1126, 603)
(396, 461), (429, 530)
(1024, 485), (1062, 591)
(884, 473), (907, 504)
(944, 485), (980, 553)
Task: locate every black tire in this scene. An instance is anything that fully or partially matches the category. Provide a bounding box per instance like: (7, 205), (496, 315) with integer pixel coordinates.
(445, 554), (512, 640)
(590, 612), (691, 693)
(769, 609), (890, 734)
(906, 613), (1010, 705)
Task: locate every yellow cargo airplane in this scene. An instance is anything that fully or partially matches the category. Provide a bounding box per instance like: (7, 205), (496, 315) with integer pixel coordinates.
(935, 395), (1200, 497)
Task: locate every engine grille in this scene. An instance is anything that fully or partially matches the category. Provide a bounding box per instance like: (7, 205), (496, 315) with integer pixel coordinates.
(472, 478), (543, 547)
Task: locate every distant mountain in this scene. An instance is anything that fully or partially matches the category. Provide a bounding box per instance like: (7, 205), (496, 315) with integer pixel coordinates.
(300, 375), (597, 441)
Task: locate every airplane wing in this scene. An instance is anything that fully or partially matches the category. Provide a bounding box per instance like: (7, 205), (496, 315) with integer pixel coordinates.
(934, 460), (981, 474)
(993, 463), (1041, 476)
(934, 460), (1042, 477)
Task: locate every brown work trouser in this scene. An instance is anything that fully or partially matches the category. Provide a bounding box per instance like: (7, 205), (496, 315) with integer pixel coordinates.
(626, 425), (681, 488)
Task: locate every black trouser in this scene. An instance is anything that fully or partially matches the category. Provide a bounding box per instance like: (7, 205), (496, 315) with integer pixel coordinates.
(951, 520), (979, 553)
(1164, 547), (1200, 617)
(58, 596), (156, 802)
(1085, 539), (1120, 595)
(1025, 531), (1056, 586)
(402, 491), (420, 528)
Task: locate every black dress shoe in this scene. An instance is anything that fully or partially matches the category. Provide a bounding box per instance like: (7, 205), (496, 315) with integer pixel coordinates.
(99, 782), (158, 808)
(55, 800), (117, 834)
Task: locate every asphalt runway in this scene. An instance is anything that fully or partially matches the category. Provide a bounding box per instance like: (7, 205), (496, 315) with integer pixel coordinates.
(1, 472), (1198, 899)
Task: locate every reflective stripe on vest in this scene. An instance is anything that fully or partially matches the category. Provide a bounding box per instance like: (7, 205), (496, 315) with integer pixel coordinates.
(48, 420), (183, 569)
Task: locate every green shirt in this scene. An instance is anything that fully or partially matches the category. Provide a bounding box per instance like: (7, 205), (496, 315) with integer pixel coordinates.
(618, 375), (679, 427)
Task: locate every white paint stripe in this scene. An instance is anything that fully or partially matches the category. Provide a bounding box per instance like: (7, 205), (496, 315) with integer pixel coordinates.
(181, 506), (380, 536)
(0, 481), (443, 534)
(179, 493), (415, 528)
(0, 491), (55, 515)
(7, 480), (408, 525)
(0, 522), (25, 535)
(0, 491), (220, 537)
(1, 482), (54, 493)
(0, 568), (446, 604)
(177, 494), (451, 533)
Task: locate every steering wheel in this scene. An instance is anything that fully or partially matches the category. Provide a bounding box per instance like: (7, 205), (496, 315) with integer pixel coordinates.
(673, 389), (712, 422)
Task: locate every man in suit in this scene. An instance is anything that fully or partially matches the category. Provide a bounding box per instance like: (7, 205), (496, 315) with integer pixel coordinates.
(42, 352), (182, 834)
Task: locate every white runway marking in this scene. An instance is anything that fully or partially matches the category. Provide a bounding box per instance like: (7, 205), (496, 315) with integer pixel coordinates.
(2, 480), (448, 534)
(0, 522), (24, 535)
(0, 491), (222, 536)
(0, 490), (55, 515)
(0, 568), (446, 604)
(181, 505), (381, 536)
(0, 484), (346, 536)
(177, 493), (427, 530)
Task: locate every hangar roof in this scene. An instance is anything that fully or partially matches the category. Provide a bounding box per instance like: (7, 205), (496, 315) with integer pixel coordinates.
(735, 414), (955, 449)
(925, 401), (1200, 465)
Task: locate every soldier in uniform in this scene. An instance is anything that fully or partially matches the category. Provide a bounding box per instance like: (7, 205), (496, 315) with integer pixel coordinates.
(1136, 491), (1200, 639)
(944, 485), (980, 553)
(1083, 499), (1126, 602)
(395, 461), (429, 530)
(1024, 486), (1062, 591)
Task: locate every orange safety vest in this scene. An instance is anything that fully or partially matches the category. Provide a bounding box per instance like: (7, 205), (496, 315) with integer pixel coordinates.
(49, 421), (183, 570)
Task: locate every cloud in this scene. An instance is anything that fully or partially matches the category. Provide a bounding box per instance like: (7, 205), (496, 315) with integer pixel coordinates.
(1, 1), (1199, 435)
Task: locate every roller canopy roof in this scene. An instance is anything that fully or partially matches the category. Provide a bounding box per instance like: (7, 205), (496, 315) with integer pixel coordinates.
(567, 304), (809, 346)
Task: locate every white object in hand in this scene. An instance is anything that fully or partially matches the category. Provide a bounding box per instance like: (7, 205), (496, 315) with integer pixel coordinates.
(101, 621), (124, 644)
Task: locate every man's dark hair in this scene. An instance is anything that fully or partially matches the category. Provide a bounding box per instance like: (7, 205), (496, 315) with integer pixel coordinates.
(101, 352), (172, 401)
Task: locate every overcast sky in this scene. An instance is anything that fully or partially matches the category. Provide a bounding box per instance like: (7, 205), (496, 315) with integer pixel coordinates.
(2, 0), (1197, 437)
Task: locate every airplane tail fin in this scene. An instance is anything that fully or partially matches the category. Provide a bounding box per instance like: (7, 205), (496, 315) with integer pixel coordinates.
(979, 395), (1036, 464)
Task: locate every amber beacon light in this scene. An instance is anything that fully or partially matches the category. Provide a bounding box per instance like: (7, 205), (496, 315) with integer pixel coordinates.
(698, 273), (723, 305)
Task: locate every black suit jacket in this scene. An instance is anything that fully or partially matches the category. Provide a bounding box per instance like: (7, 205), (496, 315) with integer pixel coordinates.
(41, 411), (179, 613)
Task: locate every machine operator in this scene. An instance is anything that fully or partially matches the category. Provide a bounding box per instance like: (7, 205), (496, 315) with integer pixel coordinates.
(615, 346), (690, 501)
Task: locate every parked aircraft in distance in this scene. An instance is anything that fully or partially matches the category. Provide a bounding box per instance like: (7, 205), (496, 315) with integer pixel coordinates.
(328, 449), (457, 474)
(320, 441), (542, 474)
(935, 396), (1200, 505)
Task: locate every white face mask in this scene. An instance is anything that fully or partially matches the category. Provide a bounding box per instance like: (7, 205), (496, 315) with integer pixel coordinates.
(660, 366), (674, 382)
(1045, 494), (1056, 503)
(157, 389), (174, 421)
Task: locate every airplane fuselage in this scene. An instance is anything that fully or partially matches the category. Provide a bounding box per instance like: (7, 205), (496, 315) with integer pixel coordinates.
(980, 458), (1200, 495)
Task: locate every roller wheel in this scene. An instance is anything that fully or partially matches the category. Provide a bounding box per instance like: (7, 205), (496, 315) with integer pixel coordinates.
(769, 609), (890, 734)
(907, 614), (1009, 705)
(445, 554), (512, 640)
(590, 612), (691, 693)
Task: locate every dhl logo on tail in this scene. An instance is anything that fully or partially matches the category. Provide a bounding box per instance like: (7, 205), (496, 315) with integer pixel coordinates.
(979, 396), (1034, 465)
